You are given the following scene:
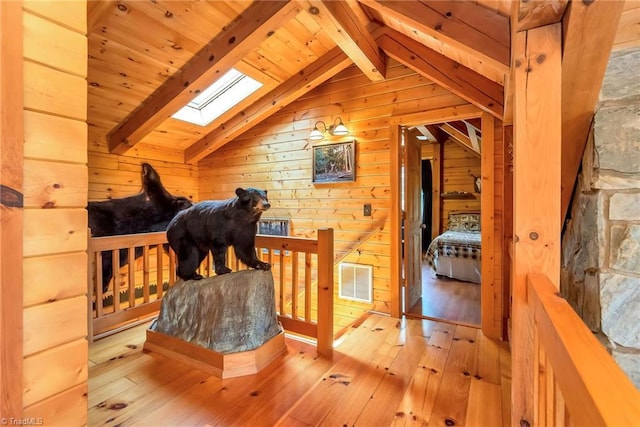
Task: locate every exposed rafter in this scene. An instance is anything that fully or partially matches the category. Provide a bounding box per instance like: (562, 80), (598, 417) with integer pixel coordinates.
(560, 0), (625, 220)
(359, 0), (510, 73)
(377, 27), (504, 119)
(107, 0), (301, 155)
(185, 47), (352, 164)
(415, 125), (437, 142)
(307, 0), (385, 81)
(465, 121), (481, 153)
(426, 125), (446, 144)
(440, 123), (480, 157)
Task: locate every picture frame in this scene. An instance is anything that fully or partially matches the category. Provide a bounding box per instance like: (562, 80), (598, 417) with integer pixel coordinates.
(312, 140), (356, 183)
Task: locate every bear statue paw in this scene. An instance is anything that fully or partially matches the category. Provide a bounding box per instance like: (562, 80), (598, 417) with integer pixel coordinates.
(255, 261), (271, 271)
(215, 266), (232, 275)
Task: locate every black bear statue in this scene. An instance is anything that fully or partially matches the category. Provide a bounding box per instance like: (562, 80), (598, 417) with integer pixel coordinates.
(88, 163), (192, 291)
(167, 187), (271, 281)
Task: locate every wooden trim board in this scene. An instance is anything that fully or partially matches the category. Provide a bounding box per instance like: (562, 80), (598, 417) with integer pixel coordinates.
(144, 328), (287, 379)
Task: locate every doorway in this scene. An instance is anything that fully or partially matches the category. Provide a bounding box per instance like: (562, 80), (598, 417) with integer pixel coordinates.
(390, 107), (502, 339)
(404, 125), (482, 327)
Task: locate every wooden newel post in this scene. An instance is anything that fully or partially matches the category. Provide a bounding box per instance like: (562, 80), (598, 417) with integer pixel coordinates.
(87, 228), (94, 343)
(316, 228), (334, 358)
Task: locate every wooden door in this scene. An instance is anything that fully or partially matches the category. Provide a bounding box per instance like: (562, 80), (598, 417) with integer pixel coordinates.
(403, 128), (423, 312)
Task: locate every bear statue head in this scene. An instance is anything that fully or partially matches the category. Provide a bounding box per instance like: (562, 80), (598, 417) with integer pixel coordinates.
(235, 187), (270, 215)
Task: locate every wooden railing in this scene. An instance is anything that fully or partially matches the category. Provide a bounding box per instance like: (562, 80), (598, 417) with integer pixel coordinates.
(87, 231), (175, 341)
(87, 228), (334, 356)
(527, 274), (640, 426)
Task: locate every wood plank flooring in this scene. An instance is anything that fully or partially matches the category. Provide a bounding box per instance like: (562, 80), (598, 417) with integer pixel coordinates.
(89, 314), (510, 426)
(408, 263), (482, 326)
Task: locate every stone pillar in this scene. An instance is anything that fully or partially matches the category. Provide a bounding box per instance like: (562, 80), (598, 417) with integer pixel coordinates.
(561, 46), (640, 389)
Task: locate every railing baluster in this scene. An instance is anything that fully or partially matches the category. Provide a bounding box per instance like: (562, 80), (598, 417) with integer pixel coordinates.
(112, 249), (120, 313)
(169, 249), (176, 286)
(157, 246), (163, 299)
(291, 251), (299, 319)
(305, 253), (312, 322)
(95, 252), (103, 319)
(128, 246), (136, 307)
(143, 245), (150, 303)
(279, 248), (285, 316)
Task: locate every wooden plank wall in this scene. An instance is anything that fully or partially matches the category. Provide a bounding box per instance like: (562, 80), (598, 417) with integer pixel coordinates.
(21, 1), (89, 424)
(199, 60), (469, 332)
(87, 154), (198, 203)
(422, 140), (482, 233)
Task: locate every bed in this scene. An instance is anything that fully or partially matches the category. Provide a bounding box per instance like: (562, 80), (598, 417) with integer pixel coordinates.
(425, 212), (481, 284)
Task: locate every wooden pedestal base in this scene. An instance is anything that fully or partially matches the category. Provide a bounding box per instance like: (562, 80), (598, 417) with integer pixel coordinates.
(144, 328), (287, 379)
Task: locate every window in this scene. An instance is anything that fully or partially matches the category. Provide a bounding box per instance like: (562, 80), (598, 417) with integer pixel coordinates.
(172, 68), (262, 127)
(258, 219), (289, 255)
(258, 219), (289, 237)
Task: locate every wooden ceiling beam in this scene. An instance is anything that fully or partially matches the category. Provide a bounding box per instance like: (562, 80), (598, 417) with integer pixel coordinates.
(377, 27), (504, 119)
(359, 0), (510, 73)
(307, 0), (385, 81)
(515, 0), (569, 32)
(185, 47), (352, 164)
(107, 0), (301, 155)
(504, 1), (569, 124)
(415, 125), (437, 142)
(560, 0), (625, 220)
(440, 123), (481, 157)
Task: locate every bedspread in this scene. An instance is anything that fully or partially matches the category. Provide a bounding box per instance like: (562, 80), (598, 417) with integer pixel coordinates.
(425, 230), (481, 269)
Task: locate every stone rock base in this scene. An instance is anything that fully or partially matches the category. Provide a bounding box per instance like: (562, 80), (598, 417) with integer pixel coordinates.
(143, 270), (286, 378)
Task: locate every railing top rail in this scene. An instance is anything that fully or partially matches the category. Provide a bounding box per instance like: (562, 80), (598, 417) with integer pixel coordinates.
(255, 234), (319, 254)
(89, 230), (327, 254)
(88, 231), (167, 252)
(527, 273), (640, 427)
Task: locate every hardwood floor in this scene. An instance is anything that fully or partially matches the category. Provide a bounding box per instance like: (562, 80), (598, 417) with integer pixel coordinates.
(89, 314), (510, 426)
(408, 262), (482, 326)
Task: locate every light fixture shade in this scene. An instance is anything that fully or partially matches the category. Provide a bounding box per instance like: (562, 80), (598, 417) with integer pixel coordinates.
(331, 117), (349, 136)
(309, 128), (325, 141)
(332, 123), (349, 136)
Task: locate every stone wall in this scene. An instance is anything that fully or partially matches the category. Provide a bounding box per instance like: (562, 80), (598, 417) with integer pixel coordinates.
(561, 46), (640, 389)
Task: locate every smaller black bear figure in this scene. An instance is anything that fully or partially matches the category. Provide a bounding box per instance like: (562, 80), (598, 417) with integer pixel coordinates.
(88, 163), (192, 291)
(167, 187), (271, 281)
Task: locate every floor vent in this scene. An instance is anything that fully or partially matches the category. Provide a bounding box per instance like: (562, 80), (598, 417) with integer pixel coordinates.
(339, 263), (373, 303)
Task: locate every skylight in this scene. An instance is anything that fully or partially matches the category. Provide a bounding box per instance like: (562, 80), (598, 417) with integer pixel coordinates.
(172, 68), (262, 127)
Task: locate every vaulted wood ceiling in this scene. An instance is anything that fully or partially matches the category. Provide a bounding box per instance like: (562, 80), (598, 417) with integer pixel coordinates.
(87, 1), (637, 166)
(88, 0), (512, 164)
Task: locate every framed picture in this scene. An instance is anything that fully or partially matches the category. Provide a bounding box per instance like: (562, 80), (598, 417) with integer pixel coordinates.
(312, 140), (356, 183)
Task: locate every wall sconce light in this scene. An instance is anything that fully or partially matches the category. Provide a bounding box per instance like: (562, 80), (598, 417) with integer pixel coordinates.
(309, 117), (349, 141)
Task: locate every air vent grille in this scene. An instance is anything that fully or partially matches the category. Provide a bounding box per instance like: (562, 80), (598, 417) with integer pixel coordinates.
(339, 263), (373, 303)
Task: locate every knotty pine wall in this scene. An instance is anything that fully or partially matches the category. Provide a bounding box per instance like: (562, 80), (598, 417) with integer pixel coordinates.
(22, 1), (89, 423)
(87, 153), (198, 204)
(199, 60), (470, 332)
(422, 140), (482, 233)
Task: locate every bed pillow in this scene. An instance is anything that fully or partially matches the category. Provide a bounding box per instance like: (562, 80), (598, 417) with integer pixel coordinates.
(448, 212), (481, 231)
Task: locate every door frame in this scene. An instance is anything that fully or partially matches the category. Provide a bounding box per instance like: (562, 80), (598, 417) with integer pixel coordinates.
(389, 105), (503, 339)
